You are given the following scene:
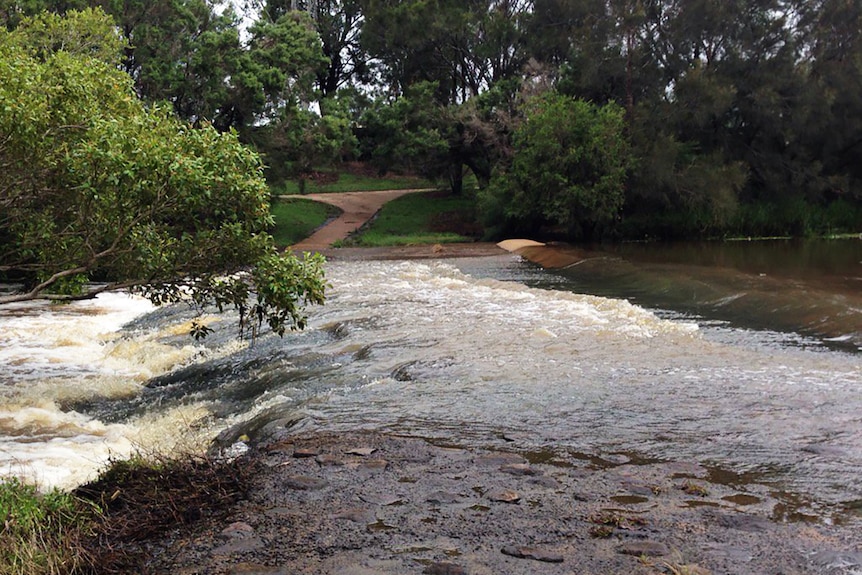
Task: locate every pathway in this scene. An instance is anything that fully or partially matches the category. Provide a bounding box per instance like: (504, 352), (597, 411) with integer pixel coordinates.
(282, 189), (433, 252)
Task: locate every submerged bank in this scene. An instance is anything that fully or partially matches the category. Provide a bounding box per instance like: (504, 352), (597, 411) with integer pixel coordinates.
(142, 431), (862, 575)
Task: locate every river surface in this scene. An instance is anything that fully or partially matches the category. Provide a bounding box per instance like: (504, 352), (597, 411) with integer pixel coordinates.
(0, 239), (860, 526)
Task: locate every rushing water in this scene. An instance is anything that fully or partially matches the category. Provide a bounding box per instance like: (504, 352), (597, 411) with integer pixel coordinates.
(0, 240), (860, 527)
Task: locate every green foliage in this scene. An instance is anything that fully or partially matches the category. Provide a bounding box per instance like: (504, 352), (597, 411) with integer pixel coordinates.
(480, 92), (631, 240)
(250, 251), (327, 335)
(358, 82), (450, 179)
(0, 10), (325, 336)
(5, 0), (862, 241)
(253, 95), (358, 191)
(244, 12), (329, 116)
(4, 6), (124, 63)
(265, 0), (366, 96)
(0, 452), (257, 574)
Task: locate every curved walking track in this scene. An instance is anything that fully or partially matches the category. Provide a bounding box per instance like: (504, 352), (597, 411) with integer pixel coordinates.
(281, 189), (536, 260)
(282, 189), (433, 252)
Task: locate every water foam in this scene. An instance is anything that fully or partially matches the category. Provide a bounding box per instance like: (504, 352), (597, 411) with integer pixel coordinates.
(0, 292), (222, 488)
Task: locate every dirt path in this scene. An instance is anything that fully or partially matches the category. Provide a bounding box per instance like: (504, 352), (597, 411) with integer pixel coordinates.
(283, 189), (434, 252)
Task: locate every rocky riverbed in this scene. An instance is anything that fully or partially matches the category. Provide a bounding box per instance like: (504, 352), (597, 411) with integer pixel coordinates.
(144, 431), (862, 575)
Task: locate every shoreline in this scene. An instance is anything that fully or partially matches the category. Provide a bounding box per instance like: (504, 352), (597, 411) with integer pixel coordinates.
(293, 242), (511, 261)
(143, 430), (861, 575)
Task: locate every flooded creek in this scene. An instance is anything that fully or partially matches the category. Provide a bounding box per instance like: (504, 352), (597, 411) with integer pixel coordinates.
(1, 240), (860, 533)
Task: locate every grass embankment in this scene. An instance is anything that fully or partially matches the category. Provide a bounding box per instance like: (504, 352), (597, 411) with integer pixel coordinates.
(273, 170), (432, 195)
(270, 198), (339, 247)
(269, 166), (484, 248)
(0, 455), (255, 575)
(337, 190), (481, 247)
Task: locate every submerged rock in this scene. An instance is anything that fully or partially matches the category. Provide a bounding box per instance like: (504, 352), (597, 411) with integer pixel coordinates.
(283, 475), (328, 490)
(486, 488), (521, 503)
(423, 562), (468, 575)
(616, 540), (670, 557)
(501, 545), (564, 563)
(500, 463), (540, 476)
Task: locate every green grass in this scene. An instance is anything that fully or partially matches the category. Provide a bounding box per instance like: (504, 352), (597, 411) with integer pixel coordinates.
(270, 198), (339, 248)
(275, 171), (433, 195)
(343, 190), (481, 247)
(0, 478), (96, 575)
(0, 451), (255, 574)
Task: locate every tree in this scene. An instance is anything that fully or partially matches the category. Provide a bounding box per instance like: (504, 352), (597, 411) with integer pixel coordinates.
(257, 0), (366, 96)
(0, 0), (89, 28)
(359, 0), (531, 103)
(0, 9), (326, 336)
(479, 92), (631, 240)
(250, 95), (358, 192)
(795, 0), (862, 205)
(357, 82), (450, 181)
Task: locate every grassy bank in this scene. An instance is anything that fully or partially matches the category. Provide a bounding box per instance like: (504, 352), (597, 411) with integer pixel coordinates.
(0, 479), (95, 575)
(270, 198), (339, 248)
(336, 190), (482, 247)
(269, 178), (484, 248)
(0, 455), (254, 575)
(273, 170), (432, 195)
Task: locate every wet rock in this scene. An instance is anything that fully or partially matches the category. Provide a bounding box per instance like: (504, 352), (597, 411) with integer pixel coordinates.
(293, 448), (319, 458)
(427, 491), (462, 504)
(214, 522), (263, 555)
(667, 461), (707, 477)
(332, 507), (376, 523)
(670, 565), (712, 575)
(360, 459), (389, 472)
(366, 519), (397, 532)
(213, 536), (264, 556)
(487, 488), (521, 503)
(360, 494), (405, 506)
(501, 545), (564, 563)
(611, 494), (651, 506)
(529, 476), (560, 489)
(346, 447), (377, 456)
(229, 563), (288, 575)
(283, 475), (328, 490)
(809, 550), (862, 571)
(714, 513), (771, 532)
(423, 562), (468, 575)
(616, 541), (669, 557)
(722, 493), (761, 506)
(601, 454), (631, 465)
(220, 521), (256, 540)
(801, 444), (849, 457)
(475, 453), (528, 466)
(500, 463), (540, 476)
(316, 454), (346, 466)
(621, 480), (660, 497)
(501, 432), (529, 442)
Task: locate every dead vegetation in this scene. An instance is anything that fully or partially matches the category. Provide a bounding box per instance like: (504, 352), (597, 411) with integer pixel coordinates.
(69, 453), (257, 574)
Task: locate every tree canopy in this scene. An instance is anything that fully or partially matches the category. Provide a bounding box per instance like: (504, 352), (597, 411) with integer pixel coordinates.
(3, 0), (862, 242)
(0, 9), (325, 335)
(480, 93), (631, 240)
